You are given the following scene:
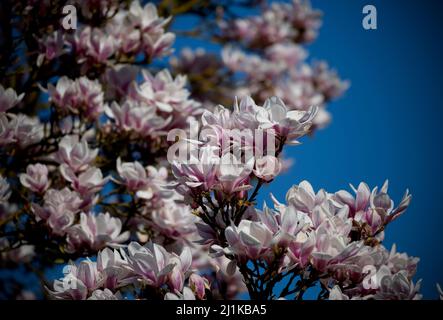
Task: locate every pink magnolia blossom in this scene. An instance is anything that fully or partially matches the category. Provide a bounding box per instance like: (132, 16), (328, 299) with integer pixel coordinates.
(56, 135), (98, 172)
(125, 241), (176, 287)
(60, 166), (107, 196)
(72, 26), (117, 63)
(31, 188), (82, 236)
(105, 100), (168, 137)
(150, 202), (197, 239)
(223, 220), (274, 260)
(66, 212), (129, 252)
(37, 30), (66, 66)
(189, 273), (210, 300)
(19, 163), (50, 194)
(49, 260), (101, 300)
(256, 96), (317, 144)
(253, 155), (281, 182)
(0, 85), (24, 112)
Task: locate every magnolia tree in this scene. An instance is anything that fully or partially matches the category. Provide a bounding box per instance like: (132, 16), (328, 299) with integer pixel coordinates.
(0, 0), (424, 300)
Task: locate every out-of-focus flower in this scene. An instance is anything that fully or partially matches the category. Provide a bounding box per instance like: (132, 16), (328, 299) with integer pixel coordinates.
(5, 114), (44, 148)
(75, 77), (105, 119)
(31, 188), (82, 236)
(0, 113), (15, 145)
(60, 166), (107, 196)
(133, 70), (201, 120)
(115, 158), (149, 192)
(164, 287), (196, 300)
(128, 2), (170, 32)
(0, 85), (24, 112)
(47, 76), (78, 109)
(37, 30), (66, 66)
(150, 202), (197, 239)
(19, 163), (50, 194)
(371, 266), (422, 300)
(56, 135), (98, 173)
(105, 100), (168, 137)
(47, 76), (104, 120)
(67, 212), (129, 252)
(128, 1), (175, 58)
(49, 260), (99, 300)
(104, 65), (139, 99)
(88, 289), (121, 300)
(387, 244), (419, 278)
(72, 27), (117, 63)
(189, 273), (209, 300)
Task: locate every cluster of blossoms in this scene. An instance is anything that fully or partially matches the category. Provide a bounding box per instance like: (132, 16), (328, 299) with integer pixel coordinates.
(171, 0), (348, 130)
(0, 0), (431, 301)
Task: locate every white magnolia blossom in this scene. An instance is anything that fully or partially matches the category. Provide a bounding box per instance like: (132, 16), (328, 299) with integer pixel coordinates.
(0, 85), (24, 112)
(67, 212), (130, 252)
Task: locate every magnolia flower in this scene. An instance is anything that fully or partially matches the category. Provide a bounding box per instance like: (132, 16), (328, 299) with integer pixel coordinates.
(19, 163), (50, 194)
(104, 65), (139, 99)
(125, 242), (176, 287)
(128, 1), (170, 33)
(284, 180), (326, 213)
(37, 30), (65, 66)
(256, 96), (317, 144)
(0, 113), (15, 145)
(387, 244), (419, 278)
(150, 202), (197, 239)
(105, 100), (168, 136)
(47, 76), (78, 109)
(0, 85), (24, 112)
(371, 266), (422, 300)
(224, 220), (273, 260)
(49, 260), (100, 300)
(56, 135), (98, 172)
(60, 166), (107, 196)
(189, 274), (210, 300)
(47, 76), (104, 120)
(115, 158), (150, 192)
(311, 224), (365, 273)
(168, 247), (193, 292)
(75, 77), (105, 119)
(133, 69), (200, 117)
(259, 204), (312, 247)
(164, 287), (196, 300)
(31, 188), (82, 236)
(67, 212), (129, 252)
(73, 27), (117, 63)
(0, 175), (11, 203)
(171, 146), (218, 192)
(253, 155), (281, 182)
(8, 114), (44, 148)
(96, 247), (132, 290)
(215, 153), (254, 195)
(88, 289), (121, 300)
(334, 180), (412, 236)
